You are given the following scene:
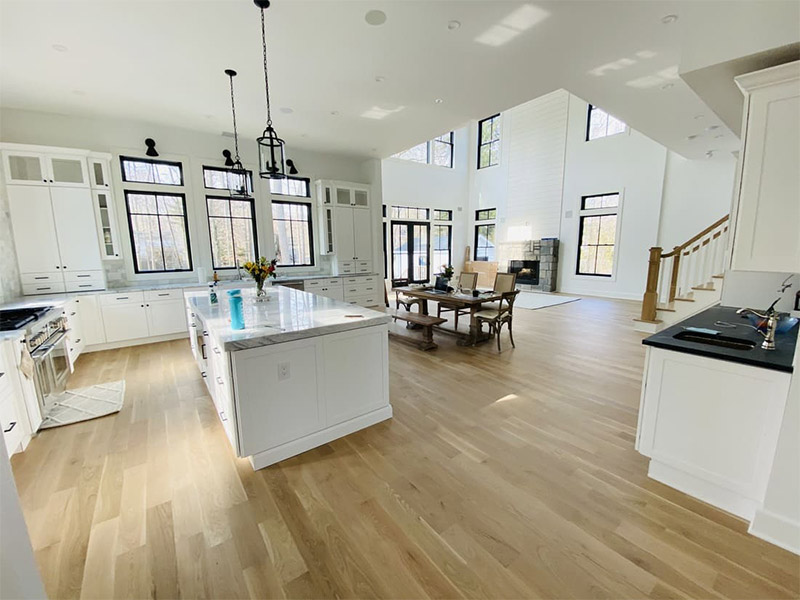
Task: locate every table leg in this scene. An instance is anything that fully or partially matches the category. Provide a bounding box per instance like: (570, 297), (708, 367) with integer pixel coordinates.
(408, 299), (429, 330)
(458, 305), (480, 346)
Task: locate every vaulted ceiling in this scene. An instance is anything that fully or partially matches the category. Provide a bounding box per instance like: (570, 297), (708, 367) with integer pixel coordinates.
(1, 1), (798, 160)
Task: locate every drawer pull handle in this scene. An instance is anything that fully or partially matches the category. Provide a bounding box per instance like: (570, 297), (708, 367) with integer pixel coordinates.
(201, 371), (207, 378)
(70, 312), (76, 316)
(78, 285), (92, 288)
(158, 293), (169, 296)
(3, 422), (16, 433)
(213, 348), (221, 355)
(220, 411), (227, 422)
(77, 274), (91, 278)
(217, 376), (224, 385)
(34, 276), (48, 280)
(116, 296), (129, 300)
(36, 287), (51, 291)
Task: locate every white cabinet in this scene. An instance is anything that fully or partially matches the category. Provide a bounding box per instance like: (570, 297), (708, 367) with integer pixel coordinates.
(145, 298), (186, 337)
(2, 148), (89, 187)
(50, 187), (104, 272)
(353, 208), (372, 261)
(99, 289), (188, 343)
(46, 154), (89, 187)
(101, 303), (150, 343)
(317, 180), (374, 273)
(75, 295), (106, 346)
(730, 61), (800, 273)
(88, 155), (112, 188)
(333, 205), (356, 260)
(7, 186), (62, 273)
(2, 151), (48, 185)
(92, 190), (122, 260)
(0, 353), (24, 456)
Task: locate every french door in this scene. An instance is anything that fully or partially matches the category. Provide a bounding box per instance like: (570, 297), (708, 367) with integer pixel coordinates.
(391, 221), (429, 283)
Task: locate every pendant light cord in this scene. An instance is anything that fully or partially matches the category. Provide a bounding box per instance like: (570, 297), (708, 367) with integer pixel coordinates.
(228, 73), (241, 160)
(260, 7), (273, 128)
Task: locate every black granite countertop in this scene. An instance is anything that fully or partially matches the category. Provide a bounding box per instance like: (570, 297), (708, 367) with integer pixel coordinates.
(643, 305), (798, 373)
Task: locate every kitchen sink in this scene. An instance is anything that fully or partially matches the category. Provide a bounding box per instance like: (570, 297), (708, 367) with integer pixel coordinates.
(673, 330), (757, 351)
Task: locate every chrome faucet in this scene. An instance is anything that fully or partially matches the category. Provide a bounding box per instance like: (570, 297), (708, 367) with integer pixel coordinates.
(736, 307), (780, 350)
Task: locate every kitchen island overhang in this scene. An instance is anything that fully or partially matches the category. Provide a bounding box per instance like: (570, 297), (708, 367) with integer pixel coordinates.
(185, 286), (392, 470)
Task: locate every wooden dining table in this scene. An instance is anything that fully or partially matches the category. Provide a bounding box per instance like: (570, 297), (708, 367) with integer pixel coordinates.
(394, 286), (503, 345)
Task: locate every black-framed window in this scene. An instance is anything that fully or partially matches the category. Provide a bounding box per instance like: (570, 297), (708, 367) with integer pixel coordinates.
(391, 221), (429, 283)
(206, 195), (258, 270)
(432, 224), (452, 272)
(478, 114), (501, 169)
(272, 200), (314, 267)
(475, 208), (496, 221)
(391, 132), (454, 168)
(474, 224), (496, 262)
(433, 209), (453, 221)
(586, 105), (627, 141)
(269, 176), (311, 198)
(577, 192), (620, 277)
(124, 191), (192, 273)
(120, 156), (183, 186)
(202, 165), (253, 196)
(391, 205), (429, 220)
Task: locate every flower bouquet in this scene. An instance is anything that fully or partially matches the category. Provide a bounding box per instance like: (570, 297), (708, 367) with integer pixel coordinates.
(439, 264), (455, 281)
(242, 257), (278, 300)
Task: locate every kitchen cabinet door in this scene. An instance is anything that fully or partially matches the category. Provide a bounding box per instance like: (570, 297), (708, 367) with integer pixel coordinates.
(7, 185), (62, 273)
(2, 151), (48, 185)
(334, 206), (356, 261)
(93, 190), (122, 259)
(352, 208), (372, 262)
(88, 157), (111, 188)
(75, 296), (106, 346)
(45, 155), (89, 187)
(146, 299), (187, 337)
(50, 186), (103, 272)
(102, 303), (149, 343)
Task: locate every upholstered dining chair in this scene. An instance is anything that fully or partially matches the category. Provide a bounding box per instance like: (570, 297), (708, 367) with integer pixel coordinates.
(474, 288), (520, 351)
(437, 272), (479, 330)
(391, 278), (422, 312)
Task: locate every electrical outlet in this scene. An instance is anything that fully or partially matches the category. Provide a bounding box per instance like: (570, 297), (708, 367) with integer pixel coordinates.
(278, 362), (290, 381)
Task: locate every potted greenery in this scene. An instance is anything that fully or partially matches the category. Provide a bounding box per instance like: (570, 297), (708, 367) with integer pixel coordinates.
(439, 264), (455, 283)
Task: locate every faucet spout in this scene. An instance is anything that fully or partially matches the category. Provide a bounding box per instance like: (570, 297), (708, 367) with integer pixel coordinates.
(736, 308), (779, 351)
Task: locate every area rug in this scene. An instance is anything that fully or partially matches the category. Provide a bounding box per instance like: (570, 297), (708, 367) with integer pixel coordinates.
(514, 292), (580, 310)
(39, 380), (125, 429)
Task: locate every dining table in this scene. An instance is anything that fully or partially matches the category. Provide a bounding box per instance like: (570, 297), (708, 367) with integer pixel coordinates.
(393, 286), (503, 345)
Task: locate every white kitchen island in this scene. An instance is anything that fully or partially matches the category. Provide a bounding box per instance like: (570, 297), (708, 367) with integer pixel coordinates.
(185, 286), (391, 470)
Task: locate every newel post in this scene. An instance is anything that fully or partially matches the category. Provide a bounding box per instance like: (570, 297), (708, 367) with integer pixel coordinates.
(640, 246), (663, 322)
(668, 246), (682, 303)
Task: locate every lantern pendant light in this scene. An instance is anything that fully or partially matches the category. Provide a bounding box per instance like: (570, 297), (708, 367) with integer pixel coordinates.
(224, 69), (253, 198)
(254, 0), (295, 180)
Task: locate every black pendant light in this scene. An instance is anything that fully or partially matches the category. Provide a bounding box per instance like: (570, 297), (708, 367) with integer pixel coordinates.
(224, 69), (253, 198)
(254, 0), (294, 180)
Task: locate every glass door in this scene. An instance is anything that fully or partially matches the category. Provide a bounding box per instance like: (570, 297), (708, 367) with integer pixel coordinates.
(391, 222), (429, 283)
(93, 190), (121, 259)
(47, 155), (89, 187)
(2, 151), (47, 185)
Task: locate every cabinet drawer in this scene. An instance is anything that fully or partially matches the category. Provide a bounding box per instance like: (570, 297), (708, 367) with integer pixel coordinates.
(66, 281), (106, 293)
(99, 291), (145, 305)
(21, 272), (63, 285)
(343, 275), (376, 285)
(145, 288), (182, 301)
(64, 270), (104, 283)
(23, 282), (66, 295)
(356, 261), (372, 273)
(0, 394), (24, 456)
(338, 261), (355, 274)
(305, 278), (342, 289)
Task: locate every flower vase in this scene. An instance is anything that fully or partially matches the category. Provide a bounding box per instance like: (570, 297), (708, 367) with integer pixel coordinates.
(255, 279), (268, 301)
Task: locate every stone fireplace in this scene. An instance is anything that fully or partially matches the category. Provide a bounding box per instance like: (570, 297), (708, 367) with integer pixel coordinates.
(497, 238), (559, 292)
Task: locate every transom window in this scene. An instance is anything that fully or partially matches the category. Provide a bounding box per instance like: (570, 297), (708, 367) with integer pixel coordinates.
(206, 196), (258, 270)
(120, 156), (183, 186)
(391, 132), (454, 168)
(478, 114), (501, 169)
(391, 206), (430, 221)
(271, 200), (314, 267)
(269, 176), (311, 198)
(476, 208), (497, 221)
(586, 105), (627, 141)
(474, 208), (497, 261)
(577, 192), (620, 277)
(124, 192), (192, 273)
(433, 209), (453, 221)
(203, 165), (253, 197)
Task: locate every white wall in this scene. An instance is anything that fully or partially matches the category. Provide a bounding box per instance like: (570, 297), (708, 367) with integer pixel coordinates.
(558, 95), (667, 300)
(658, 152), (736, 249)
(0, 107), (378, 292)
(381, 128), (470, 273)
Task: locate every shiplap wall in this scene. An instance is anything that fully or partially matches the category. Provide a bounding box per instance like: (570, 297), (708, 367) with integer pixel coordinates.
(504, 89), (569, 240)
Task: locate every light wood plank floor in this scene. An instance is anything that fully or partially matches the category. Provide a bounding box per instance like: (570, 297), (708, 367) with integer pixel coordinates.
(10, 296), (800, 599)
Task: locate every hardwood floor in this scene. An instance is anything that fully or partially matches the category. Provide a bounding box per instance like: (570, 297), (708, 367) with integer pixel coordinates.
(10, 296), (800, 599)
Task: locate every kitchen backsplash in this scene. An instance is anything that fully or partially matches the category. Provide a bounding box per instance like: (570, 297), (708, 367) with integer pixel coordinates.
(721, 271), (799, 314)
(0, 177), (22, 304)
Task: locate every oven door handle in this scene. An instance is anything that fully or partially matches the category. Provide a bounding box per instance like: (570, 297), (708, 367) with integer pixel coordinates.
(31, 331), (68, 361)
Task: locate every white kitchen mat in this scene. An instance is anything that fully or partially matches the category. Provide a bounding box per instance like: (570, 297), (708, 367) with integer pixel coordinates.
(515, 292), (580, 310)
(39, 380), (125, 430)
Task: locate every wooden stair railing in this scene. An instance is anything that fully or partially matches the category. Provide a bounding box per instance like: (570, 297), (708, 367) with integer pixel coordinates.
(639, 215), (730, 323)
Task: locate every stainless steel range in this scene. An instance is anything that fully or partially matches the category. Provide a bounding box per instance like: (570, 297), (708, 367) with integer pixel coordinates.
(0, 306), (71, 408)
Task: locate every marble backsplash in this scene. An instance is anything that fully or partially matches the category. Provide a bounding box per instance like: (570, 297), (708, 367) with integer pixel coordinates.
(0, 177), (22, 304)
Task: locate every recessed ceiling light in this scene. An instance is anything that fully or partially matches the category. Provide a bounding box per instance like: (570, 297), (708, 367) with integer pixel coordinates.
(330, 110), (340, 116)
(434, 98), (444, 104)
(447, 20), (461, 30)
(706, 150), (715, 158)
(374, 75), (386, 83)
(365, 10), (387, 26)
(706, 124), (720, 131)
(687, 134), (699, 140)
(52, 44), (68, 52)
(279, 107), (294, 114)
(661, 83), (674, 90)
(661, 14), (678, 24)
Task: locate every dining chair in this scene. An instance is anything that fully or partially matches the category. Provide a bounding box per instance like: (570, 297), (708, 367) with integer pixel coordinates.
(391, 278), (422, 312)
(474, 288), (520, 351)
(437, 272), (479, 330)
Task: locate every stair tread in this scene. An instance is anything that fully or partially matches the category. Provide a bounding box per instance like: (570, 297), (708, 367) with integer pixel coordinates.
(691, 285), (716, 291)
(674, 297), (696, 302)
(633, 318), (663, 324)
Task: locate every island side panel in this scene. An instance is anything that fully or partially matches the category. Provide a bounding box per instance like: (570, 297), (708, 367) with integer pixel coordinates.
(231, 323), (391, 469)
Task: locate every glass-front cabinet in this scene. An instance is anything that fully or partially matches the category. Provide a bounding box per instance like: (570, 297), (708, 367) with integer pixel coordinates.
(88, 156), (112, 188)
(2, 152), (47, 184)
(1, 148), (89, 187)
(92, 189), (121, 259)
(46, 155), (89, 187)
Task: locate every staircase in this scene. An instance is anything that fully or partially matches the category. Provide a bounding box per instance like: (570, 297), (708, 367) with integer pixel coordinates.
(634, 215), (730, 333)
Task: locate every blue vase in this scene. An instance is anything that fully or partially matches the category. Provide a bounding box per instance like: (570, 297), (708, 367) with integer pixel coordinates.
(227, 289), (245, 330)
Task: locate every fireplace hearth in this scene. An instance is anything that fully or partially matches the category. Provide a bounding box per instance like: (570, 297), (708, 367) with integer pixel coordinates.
(509, 260), (539, 285)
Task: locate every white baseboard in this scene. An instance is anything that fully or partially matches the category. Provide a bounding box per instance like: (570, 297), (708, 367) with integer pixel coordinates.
(83, 332), (188, 353)
(749, 508), (800, 555)
(648, 460), (758, 521)
(249, 405), (393, 470)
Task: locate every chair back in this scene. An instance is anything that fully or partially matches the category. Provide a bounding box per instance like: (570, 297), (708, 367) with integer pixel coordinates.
(459, 272), (479, 291)
(493, 272), (517, 294)
(392, 278), (410, 290)
(499, 290), (520, 315)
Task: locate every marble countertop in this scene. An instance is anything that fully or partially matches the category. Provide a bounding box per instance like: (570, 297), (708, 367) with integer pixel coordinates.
(188, 286), (390, 351)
